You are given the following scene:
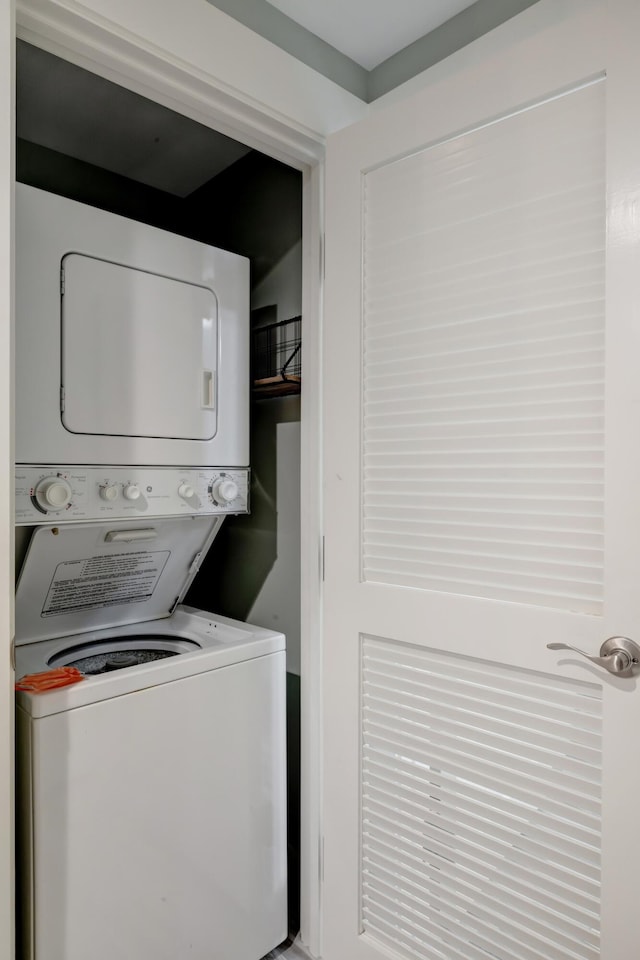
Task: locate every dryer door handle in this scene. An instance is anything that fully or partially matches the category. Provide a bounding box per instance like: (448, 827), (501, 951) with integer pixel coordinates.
(202, 370), (214, 409)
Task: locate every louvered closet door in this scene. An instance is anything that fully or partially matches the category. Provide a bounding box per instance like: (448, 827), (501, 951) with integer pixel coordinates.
(322, 2), (640, 959)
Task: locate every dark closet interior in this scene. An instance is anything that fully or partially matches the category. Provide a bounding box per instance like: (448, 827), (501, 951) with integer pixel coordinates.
(16, 38), (303, 934)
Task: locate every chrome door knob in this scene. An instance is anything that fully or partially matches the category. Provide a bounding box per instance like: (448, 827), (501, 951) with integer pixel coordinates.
(547, 636), (640, 677)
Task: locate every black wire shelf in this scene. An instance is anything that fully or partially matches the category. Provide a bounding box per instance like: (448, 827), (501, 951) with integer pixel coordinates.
(252, 315), (301, 398)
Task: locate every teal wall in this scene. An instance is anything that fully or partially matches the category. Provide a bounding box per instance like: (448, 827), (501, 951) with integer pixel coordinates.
(205, 0), (541, 100)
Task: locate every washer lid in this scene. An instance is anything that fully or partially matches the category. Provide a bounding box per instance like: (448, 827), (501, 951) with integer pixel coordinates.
(15, 515), (223, 646)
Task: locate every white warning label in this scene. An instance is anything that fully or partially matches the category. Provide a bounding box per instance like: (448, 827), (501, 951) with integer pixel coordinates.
(42, 550), (170, 616)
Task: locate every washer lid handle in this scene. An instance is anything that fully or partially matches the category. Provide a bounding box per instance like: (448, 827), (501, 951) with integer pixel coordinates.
(104, 528), (158, 543)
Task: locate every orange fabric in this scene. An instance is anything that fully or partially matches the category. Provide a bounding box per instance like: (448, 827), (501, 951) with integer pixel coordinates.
(15, 666), (85, 693)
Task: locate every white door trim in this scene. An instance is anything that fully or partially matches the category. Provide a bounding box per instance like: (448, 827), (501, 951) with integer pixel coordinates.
(13, 2), (331, 956)
(15, 0), (367, 163)
(299, 158), (324, 957)
(0, 3), (15, 960)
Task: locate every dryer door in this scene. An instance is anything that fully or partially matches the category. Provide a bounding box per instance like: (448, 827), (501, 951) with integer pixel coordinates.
(61, 254), (218, 441)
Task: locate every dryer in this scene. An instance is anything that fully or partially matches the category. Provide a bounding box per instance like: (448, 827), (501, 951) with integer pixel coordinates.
(15, 183), (249, 470)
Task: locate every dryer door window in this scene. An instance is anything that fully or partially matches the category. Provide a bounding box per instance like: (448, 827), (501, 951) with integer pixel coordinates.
(61, 253), (218, 441)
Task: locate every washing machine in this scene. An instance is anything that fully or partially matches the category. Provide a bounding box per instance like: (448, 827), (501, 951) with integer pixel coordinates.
(15, 515), (288, 960)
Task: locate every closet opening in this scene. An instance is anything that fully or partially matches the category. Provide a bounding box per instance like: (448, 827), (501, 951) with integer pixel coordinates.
(15, 36), (304, 950)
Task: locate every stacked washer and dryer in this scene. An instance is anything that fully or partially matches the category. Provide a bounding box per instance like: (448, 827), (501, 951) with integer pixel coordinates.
(14, 184), (288, 960)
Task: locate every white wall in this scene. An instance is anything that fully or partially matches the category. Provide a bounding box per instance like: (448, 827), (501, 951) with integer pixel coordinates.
(249, 420), (301, 675)
(252, 239), (302, 324)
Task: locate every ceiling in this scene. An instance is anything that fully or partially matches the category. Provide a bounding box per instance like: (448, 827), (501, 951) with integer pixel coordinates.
(265, 0), (478, 69)
(16, 41), (252, 198)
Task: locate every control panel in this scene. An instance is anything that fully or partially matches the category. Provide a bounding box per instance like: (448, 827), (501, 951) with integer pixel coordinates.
(15, 466), (249, 524)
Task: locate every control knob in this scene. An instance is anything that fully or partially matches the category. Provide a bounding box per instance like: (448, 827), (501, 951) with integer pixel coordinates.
(99, 483), (119, 502)
(123, 484), (141, 501)
(178, 483), (195, 500)
(34, 476), (73, 513)
(210, 477), (239, 504)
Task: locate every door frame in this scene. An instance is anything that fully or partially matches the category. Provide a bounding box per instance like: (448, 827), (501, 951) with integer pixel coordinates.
(12, 1), (339, 955)
(0, 2), (15, 959)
